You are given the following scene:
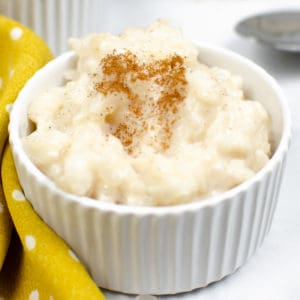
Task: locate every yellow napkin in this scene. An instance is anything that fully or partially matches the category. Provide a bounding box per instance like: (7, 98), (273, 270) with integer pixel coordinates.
(0, 16), (105, 300)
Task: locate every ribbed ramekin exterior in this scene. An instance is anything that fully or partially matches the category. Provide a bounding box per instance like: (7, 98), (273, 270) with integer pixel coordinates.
(0, 0), (102, 55)
(11, 144), (289, 295)
(8, 43), (292, 294)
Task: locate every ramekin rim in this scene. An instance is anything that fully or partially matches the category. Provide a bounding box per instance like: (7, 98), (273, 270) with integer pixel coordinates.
(9, 44), (292, 216)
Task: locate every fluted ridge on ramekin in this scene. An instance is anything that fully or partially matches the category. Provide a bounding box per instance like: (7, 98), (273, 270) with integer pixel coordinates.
(0, 0), (102, 54)
(11, 141), (288, 295)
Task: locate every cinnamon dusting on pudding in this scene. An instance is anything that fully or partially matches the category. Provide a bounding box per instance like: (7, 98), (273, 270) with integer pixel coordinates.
(23, 21), (271, 205)
(94, 50), (187, 154)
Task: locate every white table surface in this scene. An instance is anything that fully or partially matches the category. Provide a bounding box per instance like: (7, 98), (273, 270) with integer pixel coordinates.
(98, 1), (300, 299)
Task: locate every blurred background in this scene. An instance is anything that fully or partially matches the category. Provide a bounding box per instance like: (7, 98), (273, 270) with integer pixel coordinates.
(0, 0), (299, 54)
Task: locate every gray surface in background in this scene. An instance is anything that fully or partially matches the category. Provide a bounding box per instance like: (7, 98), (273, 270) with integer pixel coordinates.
(1, 0), (299, 299)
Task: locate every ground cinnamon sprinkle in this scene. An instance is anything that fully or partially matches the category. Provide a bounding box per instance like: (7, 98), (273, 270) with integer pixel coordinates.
(94, 50), (187, 154)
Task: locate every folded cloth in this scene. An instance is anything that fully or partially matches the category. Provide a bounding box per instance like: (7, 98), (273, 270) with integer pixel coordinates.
(0, 16), (105, 300)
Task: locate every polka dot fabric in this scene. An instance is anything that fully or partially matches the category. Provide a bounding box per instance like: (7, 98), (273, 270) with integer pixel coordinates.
(0, 16), (105, 300)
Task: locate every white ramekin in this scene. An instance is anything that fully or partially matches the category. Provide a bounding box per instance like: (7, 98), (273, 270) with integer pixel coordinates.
(9, 44), (291, 295)
(0, 0), (103, 55)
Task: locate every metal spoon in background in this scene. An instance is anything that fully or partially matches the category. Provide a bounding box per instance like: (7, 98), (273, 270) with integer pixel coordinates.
(235, 10), (300, 52)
